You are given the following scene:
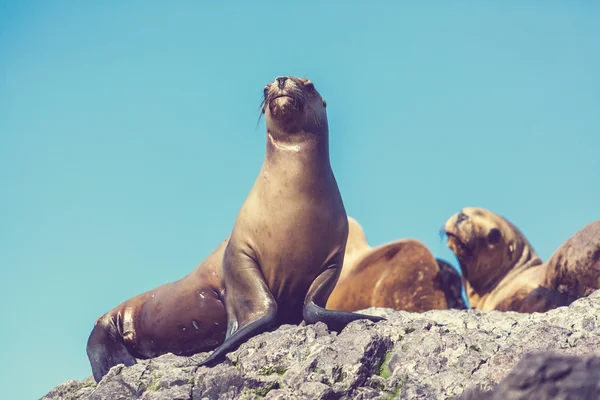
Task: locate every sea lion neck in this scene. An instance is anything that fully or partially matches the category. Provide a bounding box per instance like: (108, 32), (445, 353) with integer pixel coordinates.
(264, 130), (331, 171)
(468, 237), (542, 296)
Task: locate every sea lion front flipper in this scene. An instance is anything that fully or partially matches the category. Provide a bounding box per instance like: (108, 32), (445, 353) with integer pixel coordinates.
(303, 263), (386, 333)
(198, 246), (277, 367)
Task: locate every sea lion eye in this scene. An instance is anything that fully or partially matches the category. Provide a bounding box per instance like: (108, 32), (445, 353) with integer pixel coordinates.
(487, 228), (502, 244)
(305, 82), (315, 93)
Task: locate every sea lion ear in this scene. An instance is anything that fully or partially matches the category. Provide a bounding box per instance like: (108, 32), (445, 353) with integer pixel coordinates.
(322, 98), (327, 108)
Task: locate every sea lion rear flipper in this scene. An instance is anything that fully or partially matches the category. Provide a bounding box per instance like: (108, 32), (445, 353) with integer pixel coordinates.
(86, 316), (137, 383)
(198, 248), (277, 367)
(303, 264), (386, 332)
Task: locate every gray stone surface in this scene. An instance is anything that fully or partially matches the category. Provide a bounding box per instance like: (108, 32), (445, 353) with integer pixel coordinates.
(457, 352), (600, 400)
(42, 290), (600, 400)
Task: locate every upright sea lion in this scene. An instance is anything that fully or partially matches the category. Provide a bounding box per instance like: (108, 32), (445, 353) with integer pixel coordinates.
(443, 207), (545, 312)
(86, 239), (228, 382)
(327, 217), (466, 312)
(198, 76), (385, 367)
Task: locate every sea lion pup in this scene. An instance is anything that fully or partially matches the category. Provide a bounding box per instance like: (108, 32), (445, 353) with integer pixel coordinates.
(443, 207), (546, 312)
(326, 217), (466, 312)
(86, 239), (228, 383)
(198, 76), (384, 367)
(521, 220), (600, 313)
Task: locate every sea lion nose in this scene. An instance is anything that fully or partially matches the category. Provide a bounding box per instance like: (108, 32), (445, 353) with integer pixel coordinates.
(456, 211), (468, 225)
(276, 76), (288, 88)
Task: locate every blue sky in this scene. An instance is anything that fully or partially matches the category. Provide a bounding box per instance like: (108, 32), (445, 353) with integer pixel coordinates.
(1, 2), (599, 398)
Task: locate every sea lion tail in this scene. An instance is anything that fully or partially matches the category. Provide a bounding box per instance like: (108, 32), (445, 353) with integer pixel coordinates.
(86, 315), (136, 383)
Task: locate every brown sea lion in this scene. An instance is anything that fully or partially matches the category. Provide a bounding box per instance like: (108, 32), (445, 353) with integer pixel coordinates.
(86, 238), (228, 382)
(327, 217), (466, 312)
(198, 76), (384, 367)
(443, 207), (546, 312)
(519, 220), (600, 313)
(543, 220), (600, 299)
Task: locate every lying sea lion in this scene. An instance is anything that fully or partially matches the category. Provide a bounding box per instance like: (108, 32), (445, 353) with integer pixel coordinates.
(443, 207), (545, 312)
(326, 217), (466, 312)
(543, 220), (600, 299)
(436, 258), (468, 310)
(198, 76), (384, 367)
(520, 220), (600, 313)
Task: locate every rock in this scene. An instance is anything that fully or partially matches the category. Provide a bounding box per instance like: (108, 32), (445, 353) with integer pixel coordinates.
(42, 290), (600, 400)
(457, 352), (600, 400)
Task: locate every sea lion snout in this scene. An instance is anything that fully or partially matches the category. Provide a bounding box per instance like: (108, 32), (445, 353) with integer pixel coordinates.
(265, 77), (306, 119)
(276, 76), (288, 88)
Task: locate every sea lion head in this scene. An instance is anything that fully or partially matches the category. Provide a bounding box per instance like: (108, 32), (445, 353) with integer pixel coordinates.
(443, 207), (530, 294)
(261, 76), (328, 139)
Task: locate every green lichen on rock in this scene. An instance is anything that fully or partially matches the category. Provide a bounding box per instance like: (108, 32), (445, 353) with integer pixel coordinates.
(147, 380), (160, 391)
(378, 351), (393, 379)
(379, 378), (405, 399)
(252, 381), (280, 397)
(257, 364), (287, 376)
(145, 374), (161, 391)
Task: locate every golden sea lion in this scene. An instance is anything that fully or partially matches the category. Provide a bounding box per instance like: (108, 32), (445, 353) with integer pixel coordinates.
(443, 207), (545, 312)
(198, 76), (384, 367)
(326, 217), (466, 312)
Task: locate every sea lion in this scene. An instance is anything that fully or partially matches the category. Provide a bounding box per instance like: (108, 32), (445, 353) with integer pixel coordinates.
(86, 238), (228, 382)
(519, 220), (600, 313)
(327, 217), (466, 312)
(543, 220), (600, 299)
(436, 258), (468, 310)
(443, 207), (546, 312)
(198, 76), (385, 367)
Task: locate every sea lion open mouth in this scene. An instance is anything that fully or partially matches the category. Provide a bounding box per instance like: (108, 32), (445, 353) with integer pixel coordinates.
(445, 231), (471, 258)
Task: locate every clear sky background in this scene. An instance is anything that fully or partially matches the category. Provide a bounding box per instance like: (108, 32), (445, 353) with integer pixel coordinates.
(1, 2), (599, 398)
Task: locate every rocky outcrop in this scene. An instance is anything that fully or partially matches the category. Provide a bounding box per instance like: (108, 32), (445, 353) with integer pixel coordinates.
(457, 352), (600, 400)
(43, 290), (600, 400)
